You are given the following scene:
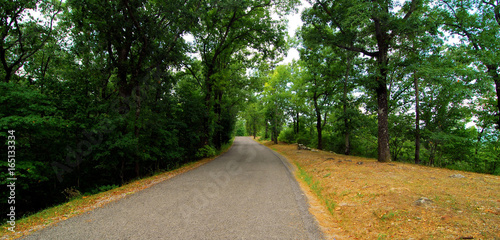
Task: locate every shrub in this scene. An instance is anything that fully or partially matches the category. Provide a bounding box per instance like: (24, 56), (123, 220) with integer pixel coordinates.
(278, 127), (296, 143)
(196, 145), (216, 158)
(296, 132), (313, 146)
(62, 187), (81, 200)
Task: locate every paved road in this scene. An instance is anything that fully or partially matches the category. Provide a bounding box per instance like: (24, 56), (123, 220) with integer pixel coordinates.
(23, 137), (323, 240)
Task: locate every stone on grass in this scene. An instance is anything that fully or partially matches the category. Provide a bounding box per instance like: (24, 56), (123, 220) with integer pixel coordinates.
(414, 197), (433, 206)
(449, 174), (465, 178)
(297, 144), (311, 151)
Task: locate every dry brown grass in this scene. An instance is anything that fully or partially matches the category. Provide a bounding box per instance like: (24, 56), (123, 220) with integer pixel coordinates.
(259, 139), (500, 240)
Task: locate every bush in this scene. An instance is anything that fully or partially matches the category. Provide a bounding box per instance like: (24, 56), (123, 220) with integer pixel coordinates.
(62, 187), (81, 200)
(296, 132), (313, 146)
(196, 145), (216, 158)
(278, 127), (296, 143)
(86, 184), (118, 195)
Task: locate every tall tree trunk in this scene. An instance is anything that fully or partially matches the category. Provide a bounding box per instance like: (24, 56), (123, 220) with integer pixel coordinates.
(313, 93), (323, 150)
(120, 159), (125, 186)
(273, 105), (279, 144)
(134, 81), (141, 178)
(376, 79), (391, 162)
(214, 90), (223, 150)
(486, 65), (500, 129)
(414, 73), (421, 164)
(295, 110), (300, 134)
(343, 54), (352, 155)
(2, 65), (13, 83)
(265, 120), (269, 139)
(374, 15), (392, 162)
(202, 67), (214, 146)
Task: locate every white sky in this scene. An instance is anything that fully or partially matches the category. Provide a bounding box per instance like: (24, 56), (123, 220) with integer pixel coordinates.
(184, 1), (311, 64)
(282, 1), (311, 64)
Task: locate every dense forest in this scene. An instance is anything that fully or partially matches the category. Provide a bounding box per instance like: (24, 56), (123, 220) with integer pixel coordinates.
(0, 0), (296, 219)
(1, 0), (499, 222)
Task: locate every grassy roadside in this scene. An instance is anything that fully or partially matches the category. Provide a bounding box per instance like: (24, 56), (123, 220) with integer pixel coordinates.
(257, 138), (500, 240)
(1, 141), (234, 240)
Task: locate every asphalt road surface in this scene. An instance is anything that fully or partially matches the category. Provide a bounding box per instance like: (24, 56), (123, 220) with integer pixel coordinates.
(22, 137), (323, 240)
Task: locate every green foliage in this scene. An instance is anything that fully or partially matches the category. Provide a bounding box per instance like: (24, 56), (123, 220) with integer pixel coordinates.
(235, 119), (247, 136)
(85, 185), (118, 196)
(278, 127), (296, 143)
(196, 145), (217, 158)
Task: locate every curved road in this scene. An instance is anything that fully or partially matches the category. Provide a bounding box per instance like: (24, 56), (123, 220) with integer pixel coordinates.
(23, 137), (323, 239)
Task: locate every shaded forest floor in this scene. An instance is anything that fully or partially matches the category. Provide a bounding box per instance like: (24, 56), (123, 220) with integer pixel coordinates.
(258, 139), (500, 240)
(0, 152), (229, 239)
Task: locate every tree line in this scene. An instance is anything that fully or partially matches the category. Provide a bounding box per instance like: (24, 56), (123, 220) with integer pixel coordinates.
(0, 0), (297, 220)
(243, 0), (499, 175)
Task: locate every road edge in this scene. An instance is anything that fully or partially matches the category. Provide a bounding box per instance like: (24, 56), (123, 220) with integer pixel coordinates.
(252, 138), (325, 240)
(4, 141), (235, 240)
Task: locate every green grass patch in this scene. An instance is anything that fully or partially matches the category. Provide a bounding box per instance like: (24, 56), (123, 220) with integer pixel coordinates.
(295, 161), (336, 215)
(380, 211), (398, 221)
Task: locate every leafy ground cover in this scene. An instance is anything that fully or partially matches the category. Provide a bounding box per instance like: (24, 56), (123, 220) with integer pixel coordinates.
(258, 139), (500, 240)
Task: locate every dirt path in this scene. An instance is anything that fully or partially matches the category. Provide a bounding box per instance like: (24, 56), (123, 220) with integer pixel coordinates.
(21, 137), (323, 239)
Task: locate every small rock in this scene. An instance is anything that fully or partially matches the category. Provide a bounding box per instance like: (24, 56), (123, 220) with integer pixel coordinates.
(337, 160), (342, 163)
(356, 162), (363, 165)
(449, 174), (465, 178)
(339, 202), (355, 207)
(345, 159), (352, 162)
(311, 149), (318, 152)
(414, 197), (433, 206)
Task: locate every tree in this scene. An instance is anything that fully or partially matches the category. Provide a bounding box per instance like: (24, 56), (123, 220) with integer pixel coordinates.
(296, 44), (341, 150)
(438, 0), (500, 129)
(189, 0), (296, 149)
(64, 0), (196, 180)
(0, 0), (62, 82)
(302, 0), (430, 162)
(262, 65), (293, 144)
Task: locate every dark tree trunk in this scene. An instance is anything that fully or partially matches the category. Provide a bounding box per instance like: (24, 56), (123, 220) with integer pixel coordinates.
(120, 159), (125, 186)
(486, 65), (500, 130)
(295, 111), (300, 134)
(202, 66), (214, 146)
(214, 90), (223, 150)
(376, 79), (391, 162)
(3, 68), (12, 83)
(265, 120), (269, 139)
(313, 93), (323, 150)
(414, 74), (421, 164)
(373, 15), (391, 162)
(134, 81), (141, 178)
(343, 54), (352, 155)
